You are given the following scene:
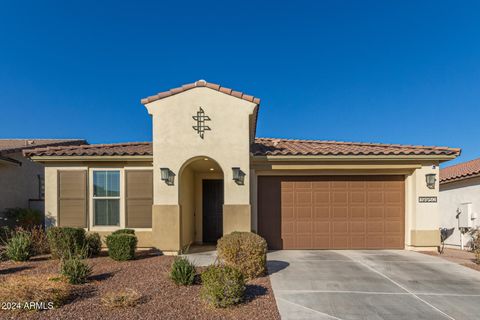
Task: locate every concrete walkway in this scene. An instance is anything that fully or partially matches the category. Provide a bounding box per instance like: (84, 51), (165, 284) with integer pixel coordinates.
(267, 250), (480, 320)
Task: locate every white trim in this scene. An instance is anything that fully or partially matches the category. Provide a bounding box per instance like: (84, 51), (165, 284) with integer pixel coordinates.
(88, 167), (154, 232)
(89, 168), (124, 231)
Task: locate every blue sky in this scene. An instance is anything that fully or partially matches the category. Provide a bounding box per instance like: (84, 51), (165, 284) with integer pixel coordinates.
(1, 1), (479, 166)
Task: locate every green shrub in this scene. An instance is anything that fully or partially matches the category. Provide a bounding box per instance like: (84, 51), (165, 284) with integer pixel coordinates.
(60, 257), (92, 284)
(30, 225), (50, 256)
(170, 257), (196, 285)
(0, 226), (11, 243)
(217, 232), (268, 279)
(86, 232), (102, 257)
(47, 227), (87, 259)
(111, 229), (135, 236)
(2, 207), (42, 229)
(201, 265), (245, 308)
(106, 234), (137, 261)
(5, 231), (32, 262)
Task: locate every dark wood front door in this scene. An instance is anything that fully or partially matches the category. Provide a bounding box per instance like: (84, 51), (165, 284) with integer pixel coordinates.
(202, 180), (224, 243)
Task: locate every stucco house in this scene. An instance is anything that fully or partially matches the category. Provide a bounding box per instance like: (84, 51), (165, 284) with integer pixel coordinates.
(25, 80), (460, 254)
(0, 139), (86, 219)
(440, 158), (480, 249)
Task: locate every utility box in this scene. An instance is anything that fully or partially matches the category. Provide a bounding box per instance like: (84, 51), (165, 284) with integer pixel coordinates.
(458, 203), (473, 228)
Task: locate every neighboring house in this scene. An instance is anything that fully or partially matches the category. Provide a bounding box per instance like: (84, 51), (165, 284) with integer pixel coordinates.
(25, 80), (460, 253)
(440, 158), (480, 249)
(0, 139), (86, 218)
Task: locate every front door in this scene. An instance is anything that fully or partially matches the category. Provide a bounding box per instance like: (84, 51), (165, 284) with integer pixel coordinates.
(202, 179), (224, 243)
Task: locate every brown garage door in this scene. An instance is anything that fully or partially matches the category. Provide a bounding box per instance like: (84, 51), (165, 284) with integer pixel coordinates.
(258, 176), (405, 250)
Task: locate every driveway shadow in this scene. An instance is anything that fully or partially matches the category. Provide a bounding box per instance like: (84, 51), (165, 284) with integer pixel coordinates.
(267, 260), (289, 275)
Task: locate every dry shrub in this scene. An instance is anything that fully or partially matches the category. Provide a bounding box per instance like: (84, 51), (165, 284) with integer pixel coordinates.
(0, 274), (72, 309)
(101, 289), (142, 308)
(217, 232), (268, 279)
(30, 225), (50, 255)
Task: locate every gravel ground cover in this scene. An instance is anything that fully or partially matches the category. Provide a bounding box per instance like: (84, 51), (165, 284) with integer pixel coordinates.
(0, 250), (280, 320)
(420, 247), (480, 272)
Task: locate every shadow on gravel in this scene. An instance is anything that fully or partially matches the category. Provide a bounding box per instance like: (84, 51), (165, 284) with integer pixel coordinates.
(89, 272), (115, 282)
(267, 260), (289, 275)
(0, 265), (32, 275)
(135, 249), (163, 260)
(244, 284), (268, 302)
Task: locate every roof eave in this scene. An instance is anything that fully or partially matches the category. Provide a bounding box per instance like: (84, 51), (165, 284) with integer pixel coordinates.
(29, 155), (153, 162)
(252, 154), (458, 162)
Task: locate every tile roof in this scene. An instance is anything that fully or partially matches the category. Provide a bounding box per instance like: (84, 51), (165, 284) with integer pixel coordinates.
(251, 138), (461, 157)
(23, 142), (152, 157)
(140, 80), (261, 105)
(0, 139), (86, 155)
(440, 157), (480, 184)
(24, 138), (460, 159)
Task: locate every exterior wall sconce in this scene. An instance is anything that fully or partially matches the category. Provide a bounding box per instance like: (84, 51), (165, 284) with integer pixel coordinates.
(160, 168), (175, 186)
(232, 167), (246, 185)
(425, 173), (436, 189)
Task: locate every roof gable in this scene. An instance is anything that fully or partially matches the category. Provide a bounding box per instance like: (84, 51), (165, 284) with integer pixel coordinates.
(140, 80), (260, 105)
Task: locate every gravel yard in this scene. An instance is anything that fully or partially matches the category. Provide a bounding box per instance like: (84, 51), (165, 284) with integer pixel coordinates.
(0, 250), (280, 320)
(420, 247), (480, 272)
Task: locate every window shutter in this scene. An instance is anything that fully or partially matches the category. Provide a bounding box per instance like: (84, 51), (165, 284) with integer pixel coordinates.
(125, 170), (153, 228)
(58, 170), (87, 227)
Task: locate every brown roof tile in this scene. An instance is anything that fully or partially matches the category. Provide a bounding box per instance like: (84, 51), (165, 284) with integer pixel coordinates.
(140, 80), (261, 105)
(0, 139), (86, 155)
(24, 138), (460, 159)
(440, 157), (480, 183)
(23, 142), (152, 157)
(251, 138), (461, 157)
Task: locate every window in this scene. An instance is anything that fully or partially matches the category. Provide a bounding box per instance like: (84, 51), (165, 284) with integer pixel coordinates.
(37, 174), (45, 199)
(93, 171), (120, 226)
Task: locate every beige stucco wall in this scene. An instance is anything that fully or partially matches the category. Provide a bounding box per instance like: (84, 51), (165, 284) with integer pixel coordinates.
(0, 152), (45, 214)
(251, 160), (442, 249)
(145, 87), (256, 206)
(43, 161), (153, 233)
(179, 166), (195, 247)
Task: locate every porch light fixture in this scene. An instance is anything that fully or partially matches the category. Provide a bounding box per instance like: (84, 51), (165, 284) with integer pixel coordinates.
(160, 168), (175, 186)
(232, 167), (246, 185)
(425, 173), (436, 189)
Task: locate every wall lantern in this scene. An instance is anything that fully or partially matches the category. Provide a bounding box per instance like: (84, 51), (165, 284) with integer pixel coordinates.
(160, 168), (175, 186)
(232, 167), (246, 185)
(425, 173), (436, 189)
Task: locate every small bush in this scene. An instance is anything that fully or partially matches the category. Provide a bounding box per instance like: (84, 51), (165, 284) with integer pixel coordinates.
(60, 256), (92, 284)
(86, 232), (102, 257)
(217, 232), (268, 279)
(0, 274), (72, 309)
(471, 229), (480, 264)
(201, 265), (245, 308)
(47, 227), (86, 259)
(101, 289), (142, 308)
(170, 257), (196, 285)
(2, 207), (42, 229)
(30, 225), (51, 256)
(5, 231), (32, 261)
(106, 233), (137, 261)
(112, 229), (135, 236)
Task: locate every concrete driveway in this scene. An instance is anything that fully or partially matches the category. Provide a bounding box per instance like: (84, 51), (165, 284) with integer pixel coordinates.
(267, 250), (480, 320)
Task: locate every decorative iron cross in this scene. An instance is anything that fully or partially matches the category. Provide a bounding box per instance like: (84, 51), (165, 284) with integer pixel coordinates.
(192, 107), (211, 139)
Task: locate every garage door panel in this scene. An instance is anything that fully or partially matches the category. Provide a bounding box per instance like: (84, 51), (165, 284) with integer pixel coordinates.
(350, 235), (366, 248)
(367, 207), (384, 219)
(314, 221), (330, 233)
(350, 207), (366, 218)
(296, 207), (313, 219)
(350, 221), (366, 233)
(258, 175), (405, 250)
(332, 206), (348, 218)
(315, 206), (330, 219)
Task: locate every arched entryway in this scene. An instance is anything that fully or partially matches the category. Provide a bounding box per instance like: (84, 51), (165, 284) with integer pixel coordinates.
(178, 156), (224, 248)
